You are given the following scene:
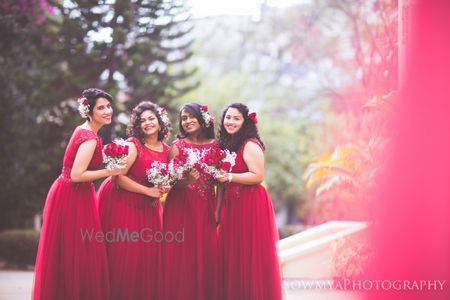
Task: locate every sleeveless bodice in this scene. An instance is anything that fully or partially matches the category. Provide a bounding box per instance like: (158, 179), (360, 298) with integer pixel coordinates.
(127, 137), (170, 186)
(60, 127), (103, 182)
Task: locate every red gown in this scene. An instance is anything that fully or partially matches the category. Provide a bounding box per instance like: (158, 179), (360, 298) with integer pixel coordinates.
(97, 137), (169, 300)
(161, 138), (219, 300)
(32, 127), (110, 300)
(219, 138), (283, 300)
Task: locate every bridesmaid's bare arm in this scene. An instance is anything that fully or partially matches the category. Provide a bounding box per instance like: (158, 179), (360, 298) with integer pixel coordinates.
(168, 144), (179, 161)
(71, 139), (123, 183)
(116, 143), (162, 198)
(217, 141), (264, 185)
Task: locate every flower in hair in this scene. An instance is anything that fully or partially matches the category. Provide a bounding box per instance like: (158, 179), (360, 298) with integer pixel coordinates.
(77, 97), (90, 119)
(200, 104), (213, 127)
(248, 111), (258, 124)
(157, 106), (170, 128)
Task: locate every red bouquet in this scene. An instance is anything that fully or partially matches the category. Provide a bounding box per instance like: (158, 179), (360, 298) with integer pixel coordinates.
(200, 147), (236, 179)
(103, 139), (130, 170)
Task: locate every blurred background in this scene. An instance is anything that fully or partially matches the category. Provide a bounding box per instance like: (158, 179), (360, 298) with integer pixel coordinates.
(0, 0), (397, 279)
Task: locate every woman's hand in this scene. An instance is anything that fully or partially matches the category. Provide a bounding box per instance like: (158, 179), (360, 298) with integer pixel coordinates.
(107, 164), (126, 176)
(187, 169), (200, 182)
(217, 173), (230, 183)
(160, 186), (172, 194)
(146, 187), (163, 198)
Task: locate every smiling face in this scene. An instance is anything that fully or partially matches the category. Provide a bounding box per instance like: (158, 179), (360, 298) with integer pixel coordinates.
(223, 107), (244, 135)
(139, 110), (160, 137)
(181, 110), (201, 135)
(90, 97), (113, 125)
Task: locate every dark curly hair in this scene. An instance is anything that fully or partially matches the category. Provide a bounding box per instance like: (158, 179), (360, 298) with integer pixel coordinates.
(218, 103), (265, 152)
(126, 101), (171, 142)
(80, 88), (113, 119)
(177, 103), (215, 139)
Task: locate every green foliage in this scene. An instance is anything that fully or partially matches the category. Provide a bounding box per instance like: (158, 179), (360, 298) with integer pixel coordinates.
(304, 93), (394, 223)
(0, 0), (195, 228)
(0, 3), (71, 228)
(330, 234), (374, 279)
(0, 229), (40, 268)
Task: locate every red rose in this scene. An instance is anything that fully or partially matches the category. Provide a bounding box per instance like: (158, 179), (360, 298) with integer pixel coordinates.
(114, 144), (124, 157)
(201, 105), (208, 111)
(161, 166), (168, 175)
(115, 145), (122, 156)
(217, 149), (226, 160)
(209, 148), (218, 157)
(117, 144), (128, 156)
(194, 162), (202, 170)
(248, 112), (258, 124)
(173, 157), (182, 166)
(221, 161), (232, 171)
(210, 155), (219, 165)
(209, 117), (214, 124)
(82, 99), (88, 106)
(203, 151), (212, 164)
(104, 144), (113, 156)
(180, 149), (188, 157)
(177, 152), (187, 164)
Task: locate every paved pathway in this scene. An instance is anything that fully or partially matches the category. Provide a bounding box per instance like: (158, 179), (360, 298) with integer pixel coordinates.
(0, 270), (362, 300)
(0, 271), (32, 300)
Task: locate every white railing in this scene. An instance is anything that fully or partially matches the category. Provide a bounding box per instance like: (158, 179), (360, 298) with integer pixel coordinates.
(278, 221), (367, 279)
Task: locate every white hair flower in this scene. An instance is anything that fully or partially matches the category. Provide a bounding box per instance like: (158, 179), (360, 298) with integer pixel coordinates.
(77, 97), (90, 118)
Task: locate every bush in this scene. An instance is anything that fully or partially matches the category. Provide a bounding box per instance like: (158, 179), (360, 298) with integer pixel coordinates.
(278, 225), (308, 239)
(330, 235), (373, 279)
(0, 229), (39, 269)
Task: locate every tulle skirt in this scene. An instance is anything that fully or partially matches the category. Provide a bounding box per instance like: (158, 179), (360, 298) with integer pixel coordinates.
(218, 184), (283, 300)
(161, 186), (218, 300)
(33, 177), (110, 300)
(97, 177), (162, 300)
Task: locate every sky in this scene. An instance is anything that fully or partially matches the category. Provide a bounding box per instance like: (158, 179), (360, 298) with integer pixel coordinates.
(186, 0), (311, 18)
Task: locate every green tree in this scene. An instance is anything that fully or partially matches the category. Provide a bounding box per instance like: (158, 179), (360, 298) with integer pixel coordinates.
(0, 0), (196, 229)
(0, 1), (68, 228)
(48, 0), (197, 109)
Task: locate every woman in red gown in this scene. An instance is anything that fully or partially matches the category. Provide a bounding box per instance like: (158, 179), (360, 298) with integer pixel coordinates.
(33, 88), (123, 300)
(217, 103), (283, 300)
(161, 103), (218, 300)
(97, 101), (170, 300)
